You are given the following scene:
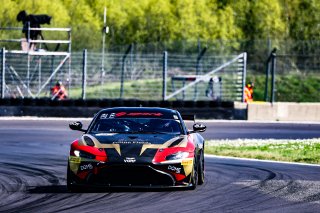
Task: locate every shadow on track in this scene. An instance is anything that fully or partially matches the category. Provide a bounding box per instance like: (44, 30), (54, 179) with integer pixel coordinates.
(27, 185), (189, 194)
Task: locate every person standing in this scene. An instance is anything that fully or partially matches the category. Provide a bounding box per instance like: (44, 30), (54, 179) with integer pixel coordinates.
(244, 82), (254, 103)
(51, 81), (68, 100)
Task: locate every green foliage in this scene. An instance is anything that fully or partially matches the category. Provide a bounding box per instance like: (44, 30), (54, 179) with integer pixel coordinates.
(0, 0), (319, 50)
(284, 0), (320, 40)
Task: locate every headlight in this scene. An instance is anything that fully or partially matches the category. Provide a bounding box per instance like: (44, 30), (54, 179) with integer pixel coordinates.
(166, 151), (190, 160)
(83, 136), (95, 146)
(74, 150), (80, 157)
(73, 150), (95, 159)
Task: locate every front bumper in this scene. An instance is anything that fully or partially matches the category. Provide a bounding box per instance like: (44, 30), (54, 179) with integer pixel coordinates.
(68, 158), (192, 188)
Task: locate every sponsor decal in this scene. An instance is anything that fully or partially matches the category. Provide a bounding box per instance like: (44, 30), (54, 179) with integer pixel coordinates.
(181, 159), (193, 166)
(100, 113), (116, 119)
(69, 156), (81, 163)
(115, 112), (163, 117)
(113, 141), (150, 144)
(124, 157), (136, 163)
(168, 165), (181, 174)
(80, 163), (93, 171)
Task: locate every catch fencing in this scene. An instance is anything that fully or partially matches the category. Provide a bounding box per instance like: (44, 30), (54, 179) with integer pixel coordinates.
(1, 48), (247, 101)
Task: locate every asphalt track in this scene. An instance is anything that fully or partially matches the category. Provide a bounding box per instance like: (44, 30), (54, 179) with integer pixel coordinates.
(0, 118), (320, 212)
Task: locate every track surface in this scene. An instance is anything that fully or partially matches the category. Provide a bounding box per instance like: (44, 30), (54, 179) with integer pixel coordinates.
(0, 119), (320, 212)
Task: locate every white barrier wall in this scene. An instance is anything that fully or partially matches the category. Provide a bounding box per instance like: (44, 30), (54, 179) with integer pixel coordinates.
(247, 102), (320, 122)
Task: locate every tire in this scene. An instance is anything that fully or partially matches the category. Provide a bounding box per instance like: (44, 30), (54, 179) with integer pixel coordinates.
(67, 162), (79, 192)
(197, 151), (205, 185)
(189, 155), (198, 190)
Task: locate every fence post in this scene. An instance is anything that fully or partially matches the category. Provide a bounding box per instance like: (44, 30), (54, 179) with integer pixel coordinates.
(264, 60), (270, 102)
(241, 52), (247, 102)
(270, 50), (277, 103)
(120, 44), (132, 99)
(162, 51), (168, 101)
(194, 47), (207, 100)
(1, 48), (5, 98)
(264, 48), (277, 102)
(82, 49), (87, 100)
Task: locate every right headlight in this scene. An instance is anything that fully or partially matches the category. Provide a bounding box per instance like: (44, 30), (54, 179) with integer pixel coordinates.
(165, 151), (190, 161)
(73, 149), (95, 159)
(83, 136), (95, 146)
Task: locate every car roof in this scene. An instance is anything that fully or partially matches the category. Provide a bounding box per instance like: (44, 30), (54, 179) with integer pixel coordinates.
(100, 107), (177, 113)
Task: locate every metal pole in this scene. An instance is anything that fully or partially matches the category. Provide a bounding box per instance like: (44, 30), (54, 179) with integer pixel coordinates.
(241, 52), (247, 102)
(162, 51), (167, 101)
(120, 44), (132, 99)
(101, 7), (107, 86)
(264, 48), (276, 102)
(130, 43), (133, 75)
(264, 61), (270, 102)
(194, 47), (207, 100)
(38, 41), (42, 94)
(27, 55), (30, 98)
(38, 56), (41, 94)
(27, 22), (30, 97)
(68, 28), (72, 98)
(271, 52), (276, 103)
(82, 49), (87, 100)
(1, 48), (5, 98)
(27, 22), (30, 51)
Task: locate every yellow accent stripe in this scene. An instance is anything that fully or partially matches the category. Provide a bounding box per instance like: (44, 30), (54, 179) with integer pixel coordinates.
(182, 158), (194, 176)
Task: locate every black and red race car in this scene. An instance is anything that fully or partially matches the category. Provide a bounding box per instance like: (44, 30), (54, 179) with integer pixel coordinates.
(67, 107), (206, 191)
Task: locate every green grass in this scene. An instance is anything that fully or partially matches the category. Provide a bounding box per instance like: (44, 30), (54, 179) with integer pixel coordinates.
(67, 73), (320, 102)
(69, 79), (163, 99)
(248, 74), (320, 102)
(205, 139), (320, 164)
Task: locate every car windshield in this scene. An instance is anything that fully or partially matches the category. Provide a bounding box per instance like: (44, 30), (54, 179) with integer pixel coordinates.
(89, 118), (182, 134)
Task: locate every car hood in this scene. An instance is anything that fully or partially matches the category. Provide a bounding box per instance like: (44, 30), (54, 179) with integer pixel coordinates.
(80, 133), (188, 163)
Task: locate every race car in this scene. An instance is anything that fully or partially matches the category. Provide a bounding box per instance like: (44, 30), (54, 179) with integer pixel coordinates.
(67, 107), (206, 191)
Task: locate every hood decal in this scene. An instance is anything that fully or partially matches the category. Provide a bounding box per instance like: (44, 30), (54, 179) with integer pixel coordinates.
(139, 136), (187, 155)
(81, 134), (121, 155)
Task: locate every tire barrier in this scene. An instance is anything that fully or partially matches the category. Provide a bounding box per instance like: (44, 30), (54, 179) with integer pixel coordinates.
(0, 98), (245, 119)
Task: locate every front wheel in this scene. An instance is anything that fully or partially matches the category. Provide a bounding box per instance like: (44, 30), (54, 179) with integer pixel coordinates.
(189, 156), (198, 190)
(198, 152), (205, 185)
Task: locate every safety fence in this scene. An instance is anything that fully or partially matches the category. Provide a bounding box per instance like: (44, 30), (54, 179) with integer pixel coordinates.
(264, 48), (320, 103)
(2, 40), (319, 102)
(0, 48), (247, 101)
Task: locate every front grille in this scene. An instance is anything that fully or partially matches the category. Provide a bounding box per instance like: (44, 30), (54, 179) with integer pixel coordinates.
(92, 164), (175, 187)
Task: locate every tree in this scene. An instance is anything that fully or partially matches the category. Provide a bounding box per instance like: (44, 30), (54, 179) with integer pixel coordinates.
(232, 0), (286, 40)
(284, 0), (320, 40)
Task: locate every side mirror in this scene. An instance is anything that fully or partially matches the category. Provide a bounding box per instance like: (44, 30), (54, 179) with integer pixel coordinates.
(69, 121), (86, 132)
(193, 123), (206, 132)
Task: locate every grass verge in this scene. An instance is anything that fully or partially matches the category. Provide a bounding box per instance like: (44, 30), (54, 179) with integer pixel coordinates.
(205, 138), (320, 164)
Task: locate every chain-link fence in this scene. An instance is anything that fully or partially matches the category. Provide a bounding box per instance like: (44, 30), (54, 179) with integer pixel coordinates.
(1, 50), (70, 99)
(1, 39), (320, 102)
(70, 51), (164, 100)
(0, 48), (246, 101)
(68, 50), (246, 101)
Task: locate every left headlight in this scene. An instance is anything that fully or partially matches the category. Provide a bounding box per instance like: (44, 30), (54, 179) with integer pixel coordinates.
(165, 151), (190, 160)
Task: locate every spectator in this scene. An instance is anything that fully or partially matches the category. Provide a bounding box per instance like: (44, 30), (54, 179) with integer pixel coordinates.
(244, 82), (254, 103)
(51, 81), (68, 100)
